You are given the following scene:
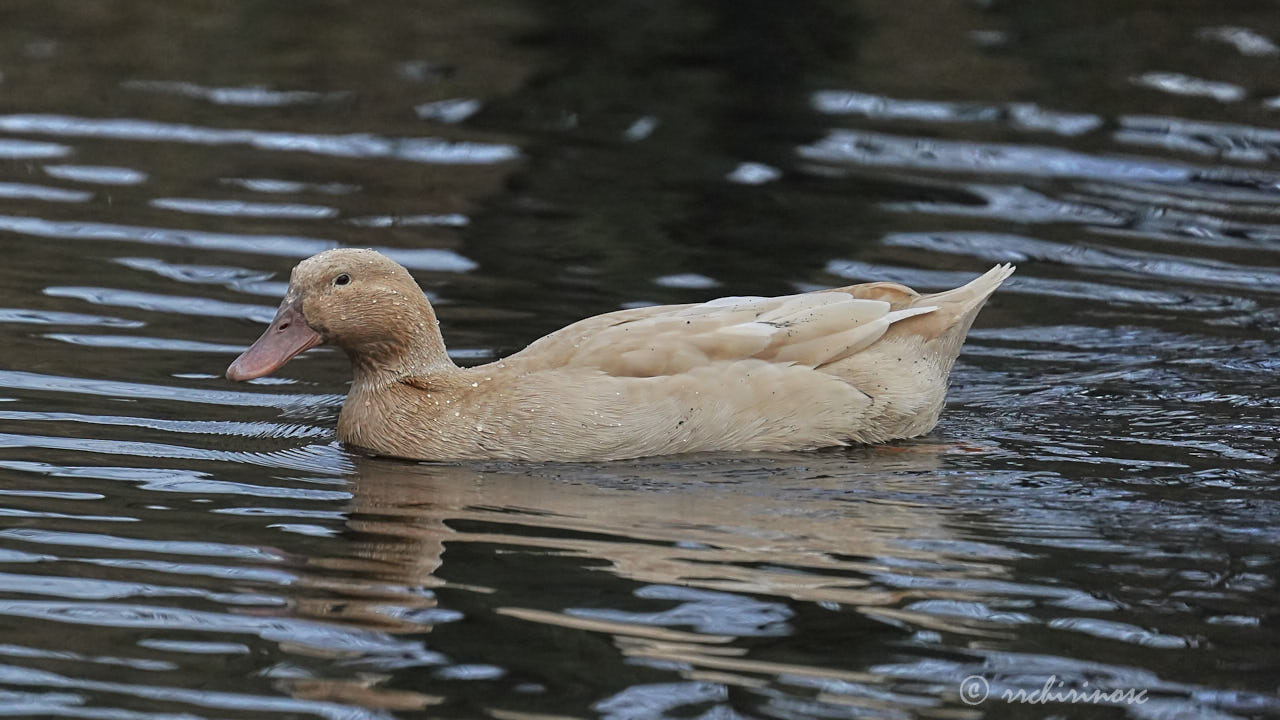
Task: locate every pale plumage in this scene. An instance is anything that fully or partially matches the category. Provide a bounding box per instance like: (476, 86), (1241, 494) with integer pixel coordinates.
(227, 249), (1013, 461)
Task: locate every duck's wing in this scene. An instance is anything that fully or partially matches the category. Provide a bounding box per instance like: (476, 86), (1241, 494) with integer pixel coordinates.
(504, 291), (938, 378)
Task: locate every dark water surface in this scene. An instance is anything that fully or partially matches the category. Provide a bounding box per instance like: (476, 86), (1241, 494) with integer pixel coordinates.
(1, 2), (1278, 718)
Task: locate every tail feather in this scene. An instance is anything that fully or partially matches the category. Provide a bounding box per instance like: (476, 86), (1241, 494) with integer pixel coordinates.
(916, 263), (1016, 312)
(897, 263), (1015, 361)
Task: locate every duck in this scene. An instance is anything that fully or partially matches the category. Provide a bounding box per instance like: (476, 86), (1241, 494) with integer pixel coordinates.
(226, 249), (1013, 462)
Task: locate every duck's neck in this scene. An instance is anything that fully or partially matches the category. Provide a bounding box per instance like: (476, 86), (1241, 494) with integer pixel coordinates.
(345, 300), (458, 388)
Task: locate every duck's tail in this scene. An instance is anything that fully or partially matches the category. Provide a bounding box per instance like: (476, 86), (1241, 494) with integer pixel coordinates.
(820, 265), (1013, 442)
(919, 263), (1016, 308)
(900, 263), (1015, 365)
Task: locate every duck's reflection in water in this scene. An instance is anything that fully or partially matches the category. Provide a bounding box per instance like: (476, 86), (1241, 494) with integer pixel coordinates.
(276, 443), (1008, 715)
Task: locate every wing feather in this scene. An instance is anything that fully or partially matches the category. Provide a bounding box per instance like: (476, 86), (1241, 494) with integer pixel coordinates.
(504, 290), (938, 377)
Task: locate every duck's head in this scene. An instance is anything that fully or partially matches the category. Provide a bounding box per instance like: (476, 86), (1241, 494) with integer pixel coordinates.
(226, 248), (447, 381)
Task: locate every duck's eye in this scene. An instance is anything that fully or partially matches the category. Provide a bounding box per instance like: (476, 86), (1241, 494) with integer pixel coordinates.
(333, 274), (351, 286)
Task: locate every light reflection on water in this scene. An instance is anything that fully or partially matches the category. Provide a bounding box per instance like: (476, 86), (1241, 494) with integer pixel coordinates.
(0, 114), (521, 164)
(0, 0), (1277, 719)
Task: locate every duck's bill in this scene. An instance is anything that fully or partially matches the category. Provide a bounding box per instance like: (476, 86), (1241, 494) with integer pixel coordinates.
(226, 300), (322, 381)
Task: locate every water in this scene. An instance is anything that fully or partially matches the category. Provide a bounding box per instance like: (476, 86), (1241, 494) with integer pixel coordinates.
(1, 1), (1277, 718)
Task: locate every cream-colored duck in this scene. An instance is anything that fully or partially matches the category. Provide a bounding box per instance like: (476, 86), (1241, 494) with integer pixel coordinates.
(227, 249), (1012, 462)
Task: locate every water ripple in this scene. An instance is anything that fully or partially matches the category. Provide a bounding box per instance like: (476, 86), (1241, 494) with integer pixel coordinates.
(114, 257), (284, 297)
(568, 585), (793, 637)
(44, 334), (248, 353)
(0, 410), (327, 439)
(1048, 617), (1191, 649)
(1130, 73), (1245, 103)
(122, 80), (351, 107)
(1198, 26), (1280, 56)
(0, 370), (339, 409)
(78, 557), (296, 586)
(0, 602), (435, 659)
(0, 139), (69, 159)
(219, 177), (360, 195)
(346, 213), (470, 228)
(0, 661), (397, 720)
(44, 286), (277, 322)
(1118, 114), (1280, 163)
(811, 90), (1103, 136)
(0, 529), (283, 562)
(0, 215), (478, 272)
(0, 433), (351, 476)
(883, 183), (1127, 226)
(0, 308), (144, 328)
(880, 232), (1280, 291)
(798, 129), (1195, 181)
(0, 114), (519, 165)
(822, 259), (1256, 313)
(0, 571), (284, 607)
(42, 165), (148, 185)
(151, 198), (339, 220)
(0, 182), (91, 203)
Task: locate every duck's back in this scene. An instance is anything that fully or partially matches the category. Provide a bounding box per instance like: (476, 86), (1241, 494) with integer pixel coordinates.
(510, 264), (1012, 377)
